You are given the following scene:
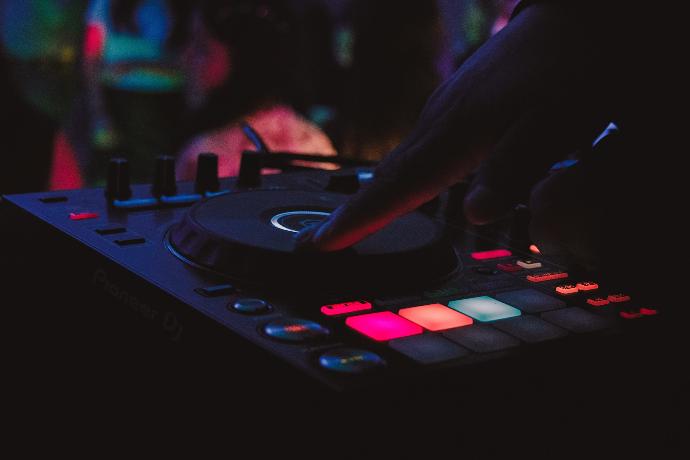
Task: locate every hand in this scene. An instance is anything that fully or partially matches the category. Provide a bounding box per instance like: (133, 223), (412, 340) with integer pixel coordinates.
(296, 3), (617, 255)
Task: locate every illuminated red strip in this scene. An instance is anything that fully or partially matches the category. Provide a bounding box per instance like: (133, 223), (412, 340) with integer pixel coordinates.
(321, 301), (372, 317)
(527, 272), (568, 282)
(69, 212), (99, 221)
(576, 282), (599, 291)
(471, 249), (512, 260)
(587, 297), (610, 307)
(608, 294), (631, 303)
(555, 284), (579, 295)
(620, 310), (643, 320)
(640, 308), (659, 316)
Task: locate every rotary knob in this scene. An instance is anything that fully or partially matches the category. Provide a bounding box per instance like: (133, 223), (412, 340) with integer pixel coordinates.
(195, 153), (220, 194)
(105, 157), (132, 202)
(152, 155), (177, 197)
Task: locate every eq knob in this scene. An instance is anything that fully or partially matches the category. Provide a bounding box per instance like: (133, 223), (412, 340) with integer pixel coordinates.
(152, 155), (177, 197)
(195, 153), (220, 194)
(105, 157), (132, 202)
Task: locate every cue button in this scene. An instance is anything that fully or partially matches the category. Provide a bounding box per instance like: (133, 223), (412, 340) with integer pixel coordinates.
(263, 318), (330, 343)
(318, 348), (386, 374)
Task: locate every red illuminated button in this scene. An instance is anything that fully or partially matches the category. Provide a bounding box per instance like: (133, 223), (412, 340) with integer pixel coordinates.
(527, 272), (568, 283)
(321, 301), (372, 317)
(471, 249), (512, 261)
(576, 281), (599, 291)
(587, 297), (610, 307)
(517, 259), (542, 269)
(619, 310), (643, 320)
(640, 308), (659, 316)
(555, 284), (579, 295)
(608, 293), (631, 303)
(529, 244), (541, 254)
(497, 263), (523, 273)
(398, 304), (473, 331)
(346, 311), (423, 342)
(69, 212), (99, 221)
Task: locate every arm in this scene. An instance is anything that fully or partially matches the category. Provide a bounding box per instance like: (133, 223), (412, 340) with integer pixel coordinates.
(296, 1), (619, 252)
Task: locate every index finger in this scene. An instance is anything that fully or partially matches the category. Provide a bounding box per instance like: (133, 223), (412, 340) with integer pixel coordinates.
(298, 127), (487, 251)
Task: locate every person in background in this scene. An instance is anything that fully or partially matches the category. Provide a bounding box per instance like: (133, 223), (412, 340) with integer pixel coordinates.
(291, 0), (516, 163)
(0, 0), (87, 193)
(175, 0), (336, 180)
(50, 0), (193, 188)
(334, 0), (451, 162)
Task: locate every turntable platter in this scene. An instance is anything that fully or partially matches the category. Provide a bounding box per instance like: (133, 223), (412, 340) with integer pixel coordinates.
(168, 190), (459, 290)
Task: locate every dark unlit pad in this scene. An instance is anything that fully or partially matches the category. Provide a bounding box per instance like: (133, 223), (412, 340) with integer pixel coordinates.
(389, 334), (470, 364)
(494, 289), (566, 314)
(541, 307), (613, 334)
(443, 324), (521, 353)
(492, 316), (568, 344)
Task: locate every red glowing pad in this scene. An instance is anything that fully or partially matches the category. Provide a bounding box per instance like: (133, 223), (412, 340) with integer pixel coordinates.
(346, 311), (423, 342)
(587, 297), (610, 307)
(640, 308), (659, 316)
(471, 249), (512, 260)
(321, 301), (372, 317)
(398, 304), (473, 332)
(608, 293), (631, 303)
(576, 281), (599, 291)
(69, 212), (99, 221)
(555, 284), (579, 295)
(527, 272), (568, 283)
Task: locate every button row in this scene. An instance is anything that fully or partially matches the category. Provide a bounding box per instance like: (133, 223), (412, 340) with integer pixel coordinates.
(555, 281), (599, 295)
(586, 293), (632, 307)
(374, 306), (610, 365)
(619, 308), (658, 320)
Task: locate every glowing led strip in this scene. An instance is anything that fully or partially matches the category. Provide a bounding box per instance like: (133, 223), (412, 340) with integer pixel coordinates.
(270, 211), (330, 233)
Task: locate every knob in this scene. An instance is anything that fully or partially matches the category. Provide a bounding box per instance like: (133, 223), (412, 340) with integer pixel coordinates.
(237, 151), (263, 188)
(152, 155), (177, 197)
(105, 157), (132, 202)
(195, 153), (220, 194)
(325, 173), (359, 194)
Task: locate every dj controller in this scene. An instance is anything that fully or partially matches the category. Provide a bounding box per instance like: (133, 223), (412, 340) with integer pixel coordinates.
(2, 151), (667, 396)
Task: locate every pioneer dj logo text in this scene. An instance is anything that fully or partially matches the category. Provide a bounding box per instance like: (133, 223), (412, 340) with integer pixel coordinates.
(92, 268), (183, 342)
